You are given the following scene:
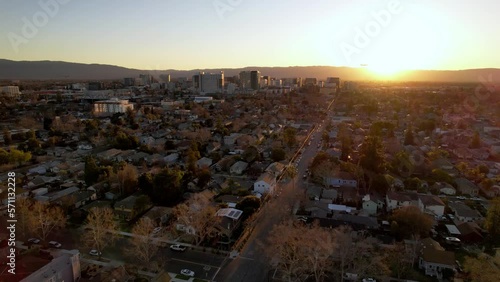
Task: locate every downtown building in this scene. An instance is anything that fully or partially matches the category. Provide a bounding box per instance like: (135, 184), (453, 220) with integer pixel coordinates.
(192, 71), (224, 93)
(239, 70), (261, 90)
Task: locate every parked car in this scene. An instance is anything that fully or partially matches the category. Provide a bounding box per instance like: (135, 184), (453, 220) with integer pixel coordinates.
(48, 241), (61, 248)
(362, 278), (376, 282)
(152, 227), (162, 234)
(28, 238), (40, 244)
(170, 244), (186, 252)
(181, 269), (195, 277)
(89, 249), (101, 256)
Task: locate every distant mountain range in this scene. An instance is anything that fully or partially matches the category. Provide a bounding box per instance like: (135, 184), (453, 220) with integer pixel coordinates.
(1, 59), (499, 83)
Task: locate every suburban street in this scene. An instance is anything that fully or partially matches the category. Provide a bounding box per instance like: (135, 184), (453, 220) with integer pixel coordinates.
(215, 104), (331, 282)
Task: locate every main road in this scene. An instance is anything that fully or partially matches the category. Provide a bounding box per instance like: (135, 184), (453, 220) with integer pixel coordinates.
(215, 101), (332, 282)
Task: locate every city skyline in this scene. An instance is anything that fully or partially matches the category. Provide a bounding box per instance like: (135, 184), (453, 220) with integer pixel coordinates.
(1, 0), (499, 76)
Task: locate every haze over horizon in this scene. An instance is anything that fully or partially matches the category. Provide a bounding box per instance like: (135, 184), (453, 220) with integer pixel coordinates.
(1, 0), (499, 77)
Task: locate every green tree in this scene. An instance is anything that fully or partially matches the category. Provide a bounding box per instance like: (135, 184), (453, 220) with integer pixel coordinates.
(470, 131), (481, 148)
(484, 197), (500, 241)
(403, 126), (415, 145)
(431, 169), (454, 184)
(359, 135), (386, 174)
(271, 147), (286, 162)
(84, 156), (100, 186)
(8, 147), (31, 166)
(390, 206), (433, 239)
(283, 127), (297, 148)
(152, 168), (184, 205)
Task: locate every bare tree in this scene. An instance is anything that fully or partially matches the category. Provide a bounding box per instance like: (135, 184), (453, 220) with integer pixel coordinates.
(16, 197), (33, 238)
(28, 201), (66, 243)
(266, 220), (336, 282)
(172, 191), (221, 246)
(81, 207), (117, 257)
(128, 217), (159, 265)
(332, 226), (389, 281)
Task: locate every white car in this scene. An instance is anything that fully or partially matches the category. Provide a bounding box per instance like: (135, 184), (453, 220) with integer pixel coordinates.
(89, 249), (101, 256)
(28, 238), (40, 244)
(181, 269), (195, 277)
(48, 241), (61, 248)
(362, 279), (376, 282)
(152, 227), (162, 234)
(170, 244), (186, 252)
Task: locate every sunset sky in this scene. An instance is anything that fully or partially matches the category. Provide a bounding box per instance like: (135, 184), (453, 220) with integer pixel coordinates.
(1, 0), (499, 73)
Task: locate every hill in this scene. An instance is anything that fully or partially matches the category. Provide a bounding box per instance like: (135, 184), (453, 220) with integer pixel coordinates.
(0, 59), (499, 83)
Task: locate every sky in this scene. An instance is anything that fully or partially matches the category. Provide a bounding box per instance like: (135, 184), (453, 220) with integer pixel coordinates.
(0, 0), (499, 73)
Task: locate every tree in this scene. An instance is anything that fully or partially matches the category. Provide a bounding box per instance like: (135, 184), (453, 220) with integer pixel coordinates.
(431, 168), (454, 184)
(470, 131), (481, 148)
(403, 126), (415, 145)
(8, 147), (31, 166)
(359, 135), (386, 174)
(236, 196), (261, 221)
(266, 220), (335, 282)
(138, 173), (154, 195)
(197, 167), (212, 188)
(172, 191), (221, 246)
(2, 128), (12, 146)
(81, 207), (117, 257)
(332, 226), (389, 281)
(283, 127), (297, 148)
(128, 217), (159, 265)
(386, 242), (414, 279)
(271, 147), (286, 162)
(242, 145), (259, 162)
(464, 253), (500, 282)
(133, 195), (151, 217)
(152, 168), (184, 206)
(484, 197), (500, 241)
(84, 156), (100, 186)
(284, 165), (297, 183)
(115, 163), (138, 196)
(390, 206), (433, 239)
(28, 201), (66, 243)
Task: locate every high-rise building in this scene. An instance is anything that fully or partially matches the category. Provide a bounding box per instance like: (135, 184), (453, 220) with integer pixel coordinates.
(239, 71), (260, 90)
(193, 72), (224, 93)
(326, 77), (341, 91)
(159, 74), (171, 83)
(139, 74), (153, 86)
(123, 78), (135, 87)
(88, 81), (104, 91)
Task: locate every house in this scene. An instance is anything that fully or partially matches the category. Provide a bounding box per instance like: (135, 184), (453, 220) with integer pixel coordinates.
(253, 172), (277, 194)
(456, 221), (484, 244)
(216, 195), (241, 208)
(448, 202), (482, 222)
(418, 238), (456, 279)
(362, 194), (384, 216)
(386, 191), (418, 211)
(196, 157), (213, 169)
(230, 161), (248, 175)
(114, 195), (140, 221)
(59, 188), (97, 209)
(141, 206), (173, 226)
(20, 250), (81, 282)
(264, 162), (286, 177)
(434, 182), (456, 195)
(418, 194), (445, 217)
(455, 178), (479, 196)
(223, 133), (242, 145)
(325, 172), (357, 188)
(215, 208), (244, 241)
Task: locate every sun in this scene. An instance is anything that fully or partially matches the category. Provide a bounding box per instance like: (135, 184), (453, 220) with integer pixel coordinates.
(366, 63), (405, 78)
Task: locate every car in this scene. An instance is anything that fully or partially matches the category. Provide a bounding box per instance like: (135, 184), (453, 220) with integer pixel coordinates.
(303, 174), (307, 179)
(28, 238), (40, 244)
(169, 244), (186, 252)
(152, 227), (162, 234)
(362, 278), (376, 282)
(448, 214), (455, 220)
(445, 237), (461, 243)
(181, 269), (195, 277)
(48, 241), (61, 248)
(89, 249), (101, 256)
